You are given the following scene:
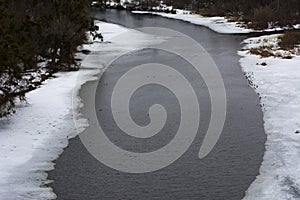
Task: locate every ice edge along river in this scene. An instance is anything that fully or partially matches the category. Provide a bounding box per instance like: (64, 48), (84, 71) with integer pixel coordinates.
(239, 35), (300, 200)
(0, 19), (299, 199)
(0, 21), (162, 200)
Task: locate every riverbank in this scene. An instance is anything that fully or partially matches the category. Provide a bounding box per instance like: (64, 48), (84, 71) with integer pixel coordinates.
(239, 35), (300, 200)
(132, 10), (300, 35)
(0, 21), (162, 200)
(0, 71), (78, 199)
(132, 10), (253, 34)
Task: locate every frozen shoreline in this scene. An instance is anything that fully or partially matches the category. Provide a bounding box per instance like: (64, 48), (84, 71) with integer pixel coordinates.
(132, 10), (299, 34)
(239, 35), (300, 200)
(132, 10), (253, 34)
(0, 21), (161, 200)
(0, 71), (78, 200)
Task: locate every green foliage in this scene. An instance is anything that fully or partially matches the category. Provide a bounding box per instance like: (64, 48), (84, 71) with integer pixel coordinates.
(0, 0), (92, 117)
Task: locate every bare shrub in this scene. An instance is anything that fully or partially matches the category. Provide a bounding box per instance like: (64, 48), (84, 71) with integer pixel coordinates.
(251, 6), (274, 29)
(280, 31), (300, 49)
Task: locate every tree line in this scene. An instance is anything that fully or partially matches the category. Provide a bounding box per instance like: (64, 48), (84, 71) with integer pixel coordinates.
(167, 0), (300, 29)
(0, 0), (92, 117)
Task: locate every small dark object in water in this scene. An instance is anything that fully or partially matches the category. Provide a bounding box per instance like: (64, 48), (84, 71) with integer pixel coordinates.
(81, 49), (91, 55)
(75, 58), (83, 62)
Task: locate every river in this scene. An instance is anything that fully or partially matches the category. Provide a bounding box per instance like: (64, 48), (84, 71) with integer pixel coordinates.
(48, 9), (266, 200)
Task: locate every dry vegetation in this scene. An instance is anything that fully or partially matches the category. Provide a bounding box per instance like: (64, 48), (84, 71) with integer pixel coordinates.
(164, 0), (300, 30)
(280, 31), (300, 49)
(242, 32), (300, 59)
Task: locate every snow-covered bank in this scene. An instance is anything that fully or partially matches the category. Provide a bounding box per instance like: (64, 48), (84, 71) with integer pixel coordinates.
(132, 10), (253, 34)
(0, 72), (78, 200)
(132, 10), (300, 34)
(239, 35), (300, 200)
(0, 21), (161, 200)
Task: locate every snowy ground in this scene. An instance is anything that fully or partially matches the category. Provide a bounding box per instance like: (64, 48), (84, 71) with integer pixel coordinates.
(0, 21), (161, 200)
(239, 35), (300, 200)
(132, 10), (254, 34)
(0, 72), (78, 200)
(132, 10), (299, 34)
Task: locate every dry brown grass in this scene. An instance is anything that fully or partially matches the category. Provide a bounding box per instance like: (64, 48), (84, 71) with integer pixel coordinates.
(248, 45), (296, 59)
(249, 46), (275, 58)
(248, 6), (274, 29)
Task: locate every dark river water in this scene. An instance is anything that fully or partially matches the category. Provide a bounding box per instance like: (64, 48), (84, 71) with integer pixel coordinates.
(48, 9), (266, 200)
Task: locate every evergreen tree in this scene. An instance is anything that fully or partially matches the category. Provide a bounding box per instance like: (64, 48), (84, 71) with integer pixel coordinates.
(0, 0), (92, 117)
